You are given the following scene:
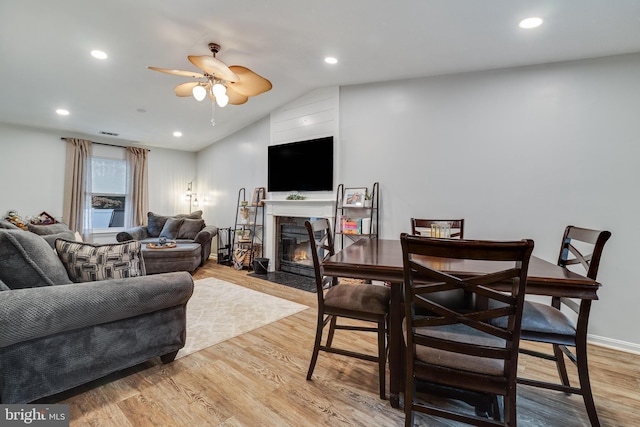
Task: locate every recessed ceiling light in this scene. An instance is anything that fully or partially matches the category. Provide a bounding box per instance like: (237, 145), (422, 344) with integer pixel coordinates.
(324, 57), (338, 64)
(173, 131), (183, 137)
(56, 109), (69, 116)
(91, 50), (108, 59)
(519, 17), (543, 29)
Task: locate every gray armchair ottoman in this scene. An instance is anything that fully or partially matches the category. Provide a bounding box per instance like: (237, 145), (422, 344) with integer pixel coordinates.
(117, 210), (218, 274)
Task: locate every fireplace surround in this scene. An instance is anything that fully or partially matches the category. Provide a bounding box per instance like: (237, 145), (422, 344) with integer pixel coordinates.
(263, 199), (336, 274)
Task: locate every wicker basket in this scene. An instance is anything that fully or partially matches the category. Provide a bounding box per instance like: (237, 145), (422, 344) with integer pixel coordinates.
(233, 245), (261, 270)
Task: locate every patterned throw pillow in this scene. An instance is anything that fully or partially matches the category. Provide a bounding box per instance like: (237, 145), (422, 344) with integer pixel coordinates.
(55, 239), (146, 283)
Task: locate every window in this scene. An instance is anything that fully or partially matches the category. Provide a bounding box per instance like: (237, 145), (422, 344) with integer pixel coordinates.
(91, 157), (126, 228)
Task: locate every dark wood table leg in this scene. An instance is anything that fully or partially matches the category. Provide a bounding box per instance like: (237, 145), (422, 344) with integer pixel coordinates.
(389, 281), (403, 408)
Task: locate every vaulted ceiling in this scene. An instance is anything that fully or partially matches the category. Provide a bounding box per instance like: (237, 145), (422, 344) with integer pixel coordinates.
(1, 0), (640, 152)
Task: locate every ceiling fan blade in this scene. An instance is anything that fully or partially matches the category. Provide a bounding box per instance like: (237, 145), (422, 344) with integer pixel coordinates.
(147, 66), (206, 79)
(174, 82), (201, 97)
(226, 86), (249, 105)
(207, 86), (248, 105)
(228, 66), (272, 97)
(188, 55), (239, 82)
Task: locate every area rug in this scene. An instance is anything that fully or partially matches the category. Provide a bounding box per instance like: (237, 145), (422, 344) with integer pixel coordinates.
(176, 277), (308, 359)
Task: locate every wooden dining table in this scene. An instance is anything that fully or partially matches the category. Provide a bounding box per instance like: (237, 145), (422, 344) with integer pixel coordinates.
(322, 238), (601, 408)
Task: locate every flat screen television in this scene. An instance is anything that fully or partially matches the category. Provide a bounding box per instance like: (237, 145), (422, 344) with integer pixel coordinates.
(268, 136), (333, 192)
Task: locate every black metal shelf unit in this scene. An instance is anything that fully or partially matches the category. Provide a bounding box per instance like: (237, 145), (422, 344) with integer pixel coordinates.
(333, 182), (379, 250)
(231, 187), (264, 270)
(216, 227), (232, 265)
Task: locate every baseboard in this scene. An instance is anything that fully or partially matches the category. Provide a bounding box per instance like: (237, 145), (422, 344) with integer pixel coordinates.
(589, 334), (640, 355)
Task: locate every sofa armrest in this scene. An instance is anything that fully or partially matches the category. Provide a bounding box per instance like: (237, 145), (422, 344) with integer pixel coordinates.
(194, 225), (218, 264)
(0, 271), (193, 348)
(194, 225), (218, 245)
(116, 226), (149, 242)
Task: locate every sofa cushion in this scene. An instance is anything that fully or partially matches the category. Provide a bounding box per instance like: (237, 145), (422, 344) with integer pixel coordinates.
(147, 211), (203, 237)
(55, 239), (146, 283)
(159, 217), (184, 239)
(0, 230), (72, 289)
(27, 222), (71, 235)
(177, 218), (205, 239)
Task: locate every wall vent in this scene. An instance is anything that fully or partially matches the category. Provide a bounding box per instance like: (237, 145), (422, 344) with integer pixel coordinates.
(99, 131), (119, 137)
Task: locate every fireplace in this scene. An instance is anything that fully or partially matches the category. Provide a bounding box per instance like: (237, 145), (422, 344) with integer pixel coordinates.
(263, 198), (336, 275)
(276, 217), (314, 277)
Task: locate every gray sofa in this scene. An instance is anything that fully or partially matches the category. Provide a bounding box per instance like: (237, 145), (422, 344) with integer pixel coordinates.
(0, 229), (194, 404)
(116, 210), (218, 274)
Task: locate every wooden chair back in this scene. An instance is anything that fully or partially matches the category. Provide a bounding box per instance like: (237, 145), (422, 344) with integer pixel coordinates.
(515, 225), (611, 426)
(557, 225), (611, 280)
(410, 218), (465, 239)
(401, 233), (534, 426)
(305, 218), (338, 303)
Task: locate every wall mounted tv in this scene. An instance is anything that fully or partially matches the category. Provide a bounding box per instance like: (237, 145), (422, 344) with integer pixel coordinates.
(268, 136), (333, 192)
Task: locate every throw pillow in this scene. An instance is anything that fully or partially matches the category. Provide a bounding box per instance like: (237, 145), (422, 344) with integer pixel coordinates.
(0, 279), (9, 291)
(55, 239), (146, 283)
(0, 230), (72, 289)
(177, 210), (203, 219)
(159, 217), (184, 239)
(177, 218), (205, 239)
(147, 212), (169, 237)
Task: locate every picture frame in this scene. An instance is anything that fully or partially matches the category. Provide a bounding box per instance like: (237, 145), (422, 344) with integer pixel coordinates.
(342, 187), (367, 207)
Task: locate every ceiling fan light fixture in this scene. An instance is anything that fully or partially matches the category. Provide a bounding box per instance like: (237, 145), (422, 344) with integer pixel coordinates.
(192, 84), (207, 101)
(216, 93), (229, 108)
(212, 83), (227, 98)
(519, 17), (543, 29)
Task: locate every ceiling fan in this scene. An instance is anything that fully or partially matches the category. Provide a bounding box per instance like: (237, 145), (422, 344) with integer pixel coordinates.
(148, 42), (272, 108)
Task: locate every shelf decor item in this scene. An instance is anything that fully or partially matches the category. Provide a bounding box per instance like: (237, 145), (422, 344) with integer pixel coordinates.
(343, 188), (367, 207)
(252, 187), (266, 206)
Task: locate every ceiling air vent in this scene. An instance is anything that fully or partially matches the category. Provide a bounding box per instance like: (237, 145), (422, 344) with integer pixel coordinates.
(99, 131), (119, 137)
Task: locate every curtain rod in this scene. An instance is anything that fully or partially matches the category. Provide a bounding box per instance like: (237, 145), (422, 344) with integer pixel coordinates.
(60, 137), (150, 151)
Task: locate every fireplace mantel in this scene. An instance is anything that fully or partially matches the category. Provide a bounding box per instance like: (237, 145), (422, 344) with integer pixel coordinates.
(263, 199), (336, 271)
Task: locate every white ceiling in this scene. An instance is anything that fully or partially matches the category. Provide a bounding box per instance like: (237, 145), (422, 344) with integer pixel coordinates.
(1, 0), (640, 152)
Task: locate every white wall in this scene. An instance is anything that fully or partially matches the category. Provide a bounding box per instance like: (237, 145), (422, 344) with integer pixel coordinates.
(338, 53), (640, 351)
(0, 124), (67, 221)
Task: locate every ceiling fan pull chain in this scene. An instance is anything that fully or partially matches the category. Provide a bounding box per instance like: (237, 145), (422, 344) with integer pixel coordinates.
(211, 100), (216, 127)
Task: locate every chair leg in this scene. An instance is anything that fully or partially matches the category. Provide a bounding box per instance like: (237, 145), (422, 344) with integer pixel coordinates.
(553, 344), (571, 390)
(576, 342), (600, 427)
(326, 315), (337, 347)
(378, 318), (387, 399)
(404, 375), (415, 427)
(307, 312), (325, 380)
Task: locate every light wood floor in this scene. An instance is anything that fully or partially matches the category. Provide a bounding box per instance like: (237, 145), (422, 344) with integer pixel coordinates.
(48, 261), (639, 426)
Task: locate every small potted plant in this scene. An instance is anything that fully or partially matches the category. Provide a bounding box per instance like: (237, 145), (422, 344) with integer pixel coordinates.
(364, 189), (373, 207)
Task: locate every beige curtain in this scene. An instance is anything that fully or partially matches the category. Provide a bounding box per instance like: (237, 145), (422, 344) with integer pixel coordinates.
(125, 147), (149, 227)
(62, 138), (92, 237)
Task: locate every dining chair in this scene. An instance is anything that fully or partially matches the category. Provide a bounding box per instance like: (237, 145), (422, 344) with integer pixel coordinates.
(401, 233), (534, 426)
(513, 226), (611, 427)
(410, 218), (465, 239)
(304, 218), (391, 399)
